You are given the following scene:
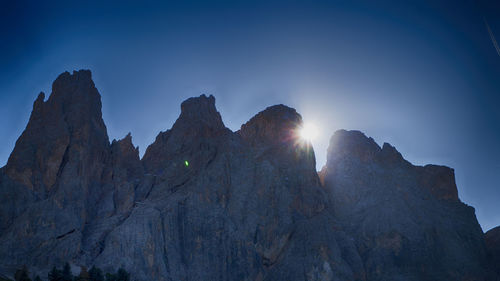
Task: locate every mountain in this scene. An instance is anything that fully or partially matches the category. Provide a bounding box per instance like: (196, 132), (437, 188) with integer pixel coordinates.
(319, 130), (495, 280)
(0, 70), (498, 281)
(486, 227), (500, 277)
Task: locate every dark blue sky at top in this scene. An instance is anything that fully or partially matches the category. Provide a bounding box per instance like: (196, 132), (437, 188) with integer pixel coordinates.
(0, 0), (499, 231)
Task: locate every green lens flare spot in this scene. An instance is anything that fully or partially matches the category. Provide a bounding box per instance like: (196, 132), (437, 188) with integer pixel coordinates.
(184, 160), (189, 167)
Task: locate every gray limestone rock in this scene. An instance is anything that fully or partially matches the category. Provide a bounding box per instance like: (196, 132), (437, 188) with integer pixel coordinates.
(0, 71), (140, 276)
(320, 129), (495, 281)
(486, 226), (500, 277)
(0, 70), (497, 281)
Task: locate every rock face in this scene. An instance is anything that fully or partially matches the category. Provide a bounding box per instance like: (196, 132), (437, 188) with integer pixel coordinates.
(0, 71), (142, 275)
(0, 70), (497, 280)
(320, 130), (495, 281)
(486, 227), (500, 277)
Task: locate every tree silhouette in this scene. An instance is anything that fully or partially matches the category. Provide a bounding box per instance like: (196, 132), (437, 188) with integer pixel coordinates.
(104, 272), (116, 281)
(115, 268), (129, 281)
(88, 266), (104, 281)
(103, 268), (130, 281)
(11, 264), (129, 281)
(48, 266), (61, 281)
(61, 263), (72, 281)
(14, 265), (31, 281)
(75, 266), (90, 281)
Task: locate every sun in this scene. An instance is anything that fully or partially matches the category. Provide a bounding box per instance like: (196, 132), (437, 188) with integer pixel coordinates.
(299, 122), (318, 141)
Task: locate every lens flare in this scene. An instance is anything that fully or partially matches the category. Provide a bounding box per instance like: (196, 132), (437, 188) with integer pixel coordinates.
(299, 123), (318, 141)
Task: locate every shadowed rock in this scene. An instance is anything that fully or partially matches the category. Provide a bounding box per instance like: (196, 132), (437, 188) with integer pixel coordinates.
(320, 129), (494, 281)
(5, 70), (108, 192)
(486, 226), (500, 276)
(0, 70), (140, 275)
(142, 94), (229, 174)
(239, 104), (301, 146)
(0, 70), (497, 281)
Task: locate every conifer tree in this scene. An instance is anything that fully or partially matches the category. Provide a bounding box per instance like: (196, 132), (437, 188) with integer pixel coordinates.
(14, 265), (31, 281)
(115, 268), (129, 281)
(88, 266), (104, 281)
(75, 266), (90, 281)
(61, 263), (72, 281)
(104, 273), (116, 281)
(48, 266), (61, 281)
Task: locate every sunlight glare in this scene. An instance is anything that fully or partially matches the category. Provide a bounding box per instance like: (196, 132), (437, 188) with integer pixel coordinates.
(299, 123), (318, 141)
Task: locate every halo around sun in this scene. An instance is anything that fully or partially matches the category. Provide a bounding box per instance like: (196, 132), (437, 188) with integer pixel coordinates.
(299, 122), (318, 141)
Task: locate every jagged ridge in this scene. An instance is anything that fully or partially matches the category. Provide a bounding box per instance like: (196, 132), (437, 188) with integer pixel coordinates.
(0, 70), (497, 281)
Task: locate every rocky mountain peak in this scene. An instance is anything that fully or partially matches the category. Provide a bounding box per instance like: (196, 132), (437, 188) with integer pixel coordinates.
(142, 95), (228, 174)
(486, 226), (500, 276)
(486, 226), (500, 245)
(323, 129), (459, 202)
(326, 129), (381, 163)
(52, 69), (92, 88)
(0, 70), (497, 281)
(378, 142), (406, 165)
(5, 69), (109, 191)
(320, 129), (490, 279)
(416, 164), (459, 201)
(48, 70), (105, 132)
(238, 104), (302, 146)
(50, 70), (95, 105)
(111, 133), (139, 161)
(33, 92), (45, 108)
(174, 94), (225, 132)
(110, 133), (143, 182)
(180, 94), (215, 115)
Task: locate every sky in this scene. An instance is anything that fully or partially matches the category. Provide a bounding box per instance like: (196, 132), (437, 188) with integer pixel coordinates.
(0, 0), (499, 231)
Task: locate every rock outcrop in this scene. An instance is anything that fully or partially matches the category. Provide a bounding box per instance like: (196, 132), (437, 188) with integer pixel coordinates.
(320, 130), (494, 281)
(0, 70), (497, 280)
(94, 99), (360, 280)
(486, 226), (500, 277)
(0, 71), (142, 276)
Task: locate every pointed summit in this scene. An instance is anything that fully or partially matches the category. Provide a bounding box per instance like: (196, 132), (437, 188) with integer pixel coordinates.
(110, 133), (143, 182)
(326, 130), (381, 163)
(5, 70), (109, 191)
(111, 133), (140, 163)
(416, 164), (458, 201)
(48, 70), (105, 131)
(0, 75), (495, 281)
(238, 104), (302, 146)
(142, 95), (228, 173)
(379, 142), (405, 164)
(179, 94), (221, 122)
(171, 94), (226, 135)
(238, 104), (317, 172)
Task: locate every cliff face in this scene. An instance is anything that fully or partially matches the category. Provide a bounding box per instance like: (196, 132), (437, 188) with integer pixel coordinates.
(0, 70), (497, 280)
(486, 227), (500, 277)
(320, 130), (494, 281)
(0, 71), (143, 275)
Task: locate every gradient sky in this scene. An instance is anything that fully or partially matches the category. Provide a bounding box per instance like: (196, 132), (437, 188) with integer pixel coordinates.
(1, 0), (499, 231)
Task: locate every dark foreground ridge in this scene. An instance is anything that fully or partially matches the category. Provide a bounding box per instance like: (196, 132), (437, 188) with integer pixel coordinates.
(0, 70), (498, 281)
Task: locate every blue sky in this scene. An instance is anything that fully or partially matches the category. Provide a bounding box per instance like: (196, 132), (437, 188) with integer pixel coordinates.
(1, 0), (499, 231)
